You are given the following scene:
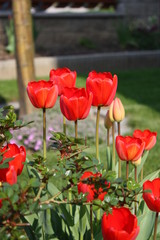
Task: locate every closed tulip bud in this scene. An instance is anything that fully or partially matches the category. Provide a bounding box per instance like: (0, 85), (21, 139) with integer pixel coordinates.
(104, 111), (112, 129)
(109, 98), (125, 123)
(132, 157), (141, 166)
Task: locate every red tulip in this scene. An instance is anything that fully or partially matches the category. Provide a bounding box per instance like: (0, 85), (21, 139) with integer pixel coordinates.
(102, 207), (140, 240)
(143, 178), (160, 212)
(78, 171), (109, 202)
(27, 80), (58, 108)
(50, 67), (76, 95)
(0, 144), (26, 185)
(60, 87), (93, 121)
(133, 129), (157, 150)
(116, 136), (145, 161)
(86, 71), (118, 107)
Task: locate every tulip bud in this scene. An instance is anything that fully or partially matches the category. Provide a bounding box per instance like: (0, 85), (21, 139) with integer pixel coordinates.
(104, 111), (112, 129)
(132, 157), (141, 166)
(109, 98), (125, 123)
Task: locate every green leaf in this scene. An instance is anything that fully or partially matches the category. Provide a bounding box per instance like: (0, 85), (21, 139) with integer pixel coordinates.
(60, 205), (74, 226)
(79, 206), (88, 236)
(106, 146), (112, 171)
(29, 178), (40, 188)
(40, 209), (54, 235)
(4, 130), (12, 141)
(20, 215), (38, 240)
(137, 209), (156, 240)
(15, 120), (23, 126)
(47, 182), (62, 200)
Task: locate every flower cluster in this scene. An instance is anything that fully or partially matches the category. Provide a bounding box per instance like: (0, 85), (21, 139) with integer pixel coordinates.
(26, 67), (159, 240)
(0, 66), (158, 239)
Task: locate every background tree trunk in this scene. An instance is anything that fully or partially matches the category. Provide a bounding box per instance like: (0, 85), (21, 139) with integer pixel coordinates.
(12, 0), (35, 116)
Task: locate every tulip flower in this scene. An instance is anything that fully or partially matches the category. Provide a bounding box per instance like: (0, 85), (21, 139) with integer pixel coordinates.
(143, 178), (160, 240)
(116, 136), (145, 162)
(109, 98), (125, 123)
(27, 80), (58, 109)
(133, 129), (157, 151)
(116, 136), (145, 179)
(86, 71), (118, 107)
(86, 71), (118, 162)
(50, 67), (76, 96)
(27, 80), (58, 160)
(102, 207), (140, 240)
(60, 87), (92, 139)
(60, 87), (92, 121)
(78, 171), (109, 202)
(109, 98), (125, 176)
(143, 178), (160, 212)
(0, 143), (26, 185)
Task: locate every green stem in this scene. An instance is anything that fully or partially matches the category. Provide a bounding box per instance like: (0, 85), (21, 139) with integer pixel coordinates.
(42, 225), (45, 240)
(112, 122), (115, 171)
(135, 166), (137, 215)
(118, 122), (121, 178)
(90, 205), (93, 240)
(153, 212), (159, 240)
(126, 161), (129, 180)
(75, 120), (78, 139)
(80, 233), (83, 240)
(43, 108), (46, 160)
(96, 106), (101, 163)
(63, 116), (66, 135)
(69, 189), (72, 215)
(107, 128), (110, 146)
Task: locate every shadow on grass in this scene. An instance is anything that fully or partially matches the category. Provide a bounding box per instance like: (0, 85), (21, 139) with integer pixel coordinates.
(0, 95), (7, 105)
(117, 68), (160, 113)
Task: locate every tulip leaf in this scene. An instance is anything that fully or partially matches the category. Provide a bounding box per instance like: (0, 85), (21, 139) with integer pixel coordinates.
(20, 215), (40, 240)
(140, 169), (160, 186)
(137, 209), (155, 240)
(106, 146), (112, 171)
(79, 206), (88, 237)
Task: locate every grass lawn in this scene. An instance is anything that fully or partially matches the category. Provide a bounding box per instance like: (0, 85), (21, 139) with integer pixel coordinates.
(0, 68), (160, 177)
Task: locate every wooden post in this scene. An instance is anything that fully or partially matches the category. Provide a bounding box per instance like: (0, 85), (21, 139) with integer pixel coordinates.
(12, 0), (35, 116)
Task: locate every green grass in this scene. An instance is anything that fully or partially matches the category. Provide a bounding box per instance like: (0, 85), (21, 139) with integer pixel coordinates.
(0, 80), (18, 103)
(0, 68), (160, 177)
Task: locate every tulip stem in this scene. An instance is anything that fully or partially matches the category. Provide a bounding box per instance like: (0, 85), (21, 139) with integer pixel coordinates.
(135, 166), (137, 215)
(112, 122), (115, 171)
(43, 108), (46, 160)
(126, 161), (129, 180)
(90, 205), (93, 240)
(63, 116), (66, 135)
(107, 129), (110, 146)
(153, 212), (159, 240)
(96, 106), (101, 163)
(118, 122), (121, 178)
(75, 120), (78, 139)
